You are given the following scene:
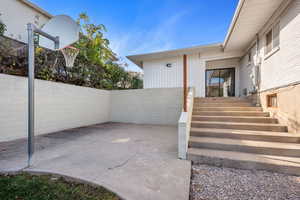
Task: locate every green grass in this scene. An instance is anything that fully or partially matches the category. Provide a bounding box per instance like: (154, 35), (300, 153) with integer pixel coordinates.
(0, 173), (120, 200)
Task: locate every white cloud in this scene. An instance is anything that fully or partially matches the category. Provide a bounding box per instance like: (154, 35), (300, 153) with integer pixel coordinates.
(108, 10), (187, 72)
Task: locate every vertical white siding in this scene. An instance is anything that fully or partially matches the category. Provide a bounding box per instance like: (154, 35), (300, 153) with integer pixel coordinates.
(189, 54), (205, 97)
(143, 56), (183, 88)
(0, 0), (50, 43)
(143, 52), (242, 97)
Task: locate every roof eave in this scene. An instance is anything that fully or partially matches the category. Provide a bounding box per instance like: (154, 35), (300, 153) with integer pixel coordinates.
(223, 0), (245, 50)
(19, 0), (53, 19)
(127, 43), (223, 68)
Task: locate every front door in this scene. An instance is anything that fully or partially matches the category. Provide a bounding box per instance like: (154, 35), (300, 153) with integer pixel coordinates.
(206, 68), (235, 97)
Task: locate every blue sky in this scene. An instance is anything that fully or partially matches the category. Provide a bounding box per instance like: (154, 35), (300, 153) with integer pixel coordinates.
(30, 0), (239, 72)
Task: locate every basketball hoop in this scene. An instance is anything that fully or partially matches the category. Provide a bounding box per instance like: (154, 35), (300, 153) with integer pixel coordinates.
(61, 45), (79, 68)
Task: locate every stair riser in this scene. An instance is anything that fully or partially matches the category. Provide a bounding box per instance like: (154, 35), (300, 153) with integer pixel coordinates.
(193, 112), (270, 117)
(194, 99), (250, 103)
(189, 142), (300, 157)
(192, 116), (277, 124)
(191, 123), (287, 132)
(187, 154), (300, 176)
(194, 107), (262, 111)
(190, 131), (300, 143)
(194, 103), (254, 107)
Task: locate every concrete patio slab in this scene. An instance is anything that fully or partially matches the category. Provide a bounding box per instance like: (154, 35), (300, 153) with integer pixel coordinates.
(0, 123), (191, 200)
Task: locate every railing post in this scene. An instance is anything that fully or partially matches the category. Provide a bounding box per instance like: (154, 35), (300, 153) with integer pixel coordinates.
(178, 88), (194, 159)
(183, 54), (187, 112)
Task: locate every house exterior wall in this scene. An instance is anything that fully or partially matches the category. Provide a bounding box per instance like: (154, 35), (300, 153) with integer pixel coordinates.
(206, 58), (240, 97)
(110, 88), (183, 125)
(143, 51), (241, 97)
(0, 0), (50, 43)
(239, 0), (300, 133)
(257, 84), (300, 134)
(239, 0), (300, 93)
(143, 56), (183, 89)
(259, 0), (300, 91)
(239, 45), (257, 96)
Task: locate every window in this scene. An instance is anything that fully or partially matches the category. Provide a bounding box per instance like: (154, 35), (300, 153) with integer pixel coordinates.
(265, 22), (280, 55)
(267, 94), (277, 108)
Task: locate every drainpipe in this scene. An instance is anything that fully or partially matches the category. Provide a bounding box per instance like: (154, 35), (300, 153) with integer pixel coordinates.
(255, 33), (261, 106)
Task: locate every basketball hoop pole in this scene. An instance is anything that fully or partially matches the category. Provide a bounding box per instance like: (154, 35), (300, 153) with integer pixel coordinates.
(27, 23), (59, 167)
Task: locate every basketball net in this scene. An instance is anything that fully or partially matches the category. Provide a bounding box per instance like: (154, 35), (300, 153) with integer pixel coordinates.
(61, 46), (79, 68)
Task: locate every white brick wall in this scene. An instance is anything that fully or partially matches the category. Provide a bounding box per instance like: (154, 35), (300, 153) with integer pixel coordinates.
(259, 0), (300, 91)
(239, 0), (300, 93)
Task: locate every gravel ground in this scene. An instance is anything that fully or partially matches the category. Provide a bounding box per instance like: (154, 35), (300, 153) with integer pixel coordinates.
(190, 164), (300, 200)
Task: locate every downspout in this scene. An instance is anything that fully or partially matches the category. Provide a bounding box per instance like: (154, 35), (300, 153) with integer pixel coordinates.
(255, 33), (261, 106)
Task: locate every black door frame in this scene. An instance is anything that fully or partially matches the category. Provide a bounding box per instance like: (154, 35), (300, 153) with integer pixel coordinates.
(205, 67), (236, 97)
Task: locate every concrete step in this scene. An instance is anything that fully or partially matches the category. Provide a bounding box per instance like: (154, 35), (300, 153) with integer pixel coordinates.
(192, 115), (278, 124)
(194, 97), (250, 103)
(189, 137), (300, 157)
(193, 102), (254, 107)
(193, 111), (270, 117)
(191, 121), (287, 132)
(194, 107), (262, 112)
(190, 128), (300, 143)
(187, 148), (300, 176)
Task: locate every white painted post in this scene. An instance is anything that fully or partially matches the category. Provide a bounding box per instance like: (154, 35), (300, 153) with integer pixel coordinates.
(178, 88), (194, 159)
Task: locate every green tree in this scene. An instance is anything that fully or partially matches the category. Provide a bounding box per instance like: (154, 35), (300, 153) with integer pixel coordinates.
(0, 20), (6, 36)
(75, 13), (116, 66)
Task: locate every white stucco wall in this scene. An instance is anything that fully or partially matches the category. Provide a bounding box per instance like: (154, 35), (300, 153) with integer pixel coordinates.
(0, 74), (111, 141)
(0, 0), (50, 43)
(110, 88), (183, 125)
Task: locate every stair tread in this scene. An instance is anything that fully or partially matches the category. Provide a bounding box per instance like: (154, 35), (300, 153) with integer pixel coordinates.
(189, 136), (300, 150)
(188, 148), (300, 168)
(194, 110), (266, 113)
(192, 121), (286, 127)
(194, 106), (259, 108)
(192, 115), (274, 119)
(190, 127), (300, 138)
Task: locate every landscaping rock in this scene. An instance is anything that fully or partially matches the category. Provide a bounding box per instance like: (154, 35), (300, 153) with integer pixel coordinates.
(190, 164), (300, 200)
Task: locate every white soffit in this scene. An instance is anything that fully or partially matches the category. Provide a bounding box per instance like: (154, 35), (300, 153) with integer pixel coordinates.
(224, 0), (285, 51)
(127, 43), (222, 68)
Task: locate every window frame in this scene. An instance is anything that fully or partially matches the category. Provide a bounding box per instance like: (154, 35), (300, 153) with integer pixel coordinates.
(267, 93), (278, 108)
(264, 21), (280, 58)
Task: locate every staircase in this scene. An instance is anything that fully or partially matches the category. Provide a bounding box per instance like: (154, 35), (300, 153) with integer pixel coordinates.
(187, 97), (300, 176)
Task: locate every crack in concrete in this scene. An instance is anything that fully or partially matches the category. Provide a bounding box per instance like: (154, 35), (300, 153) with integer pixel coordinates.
(107, 154), (136, 170)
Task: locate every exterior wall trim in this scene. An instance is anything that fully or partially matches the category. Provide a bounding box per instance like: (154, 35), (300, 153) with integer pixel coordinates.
(18, 0), (53, 18)
(259, 81), (300, 94)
